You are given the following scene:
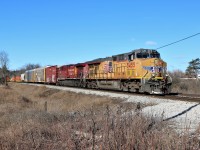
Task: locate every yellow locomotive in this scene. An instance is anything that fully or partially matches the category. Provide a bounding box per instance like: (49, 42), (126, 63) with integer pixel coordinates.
(86, 49), (172, 94)
(22, 48), (172, 95)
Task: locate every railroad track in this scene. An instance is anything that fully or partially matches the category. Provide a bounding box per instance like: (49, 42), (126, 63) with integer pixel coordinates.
(18, 82), (200, 103)
(105, 90), (200, 103)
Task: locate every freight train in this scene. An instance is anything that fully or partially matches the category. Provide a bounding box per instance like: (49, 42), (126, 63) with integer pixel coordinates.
(19, 49), (172, 94)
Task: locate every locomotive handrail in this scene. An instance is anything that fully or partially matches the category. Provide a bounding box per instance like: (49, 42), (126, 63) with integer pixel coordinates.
(141, 70), (148, 84)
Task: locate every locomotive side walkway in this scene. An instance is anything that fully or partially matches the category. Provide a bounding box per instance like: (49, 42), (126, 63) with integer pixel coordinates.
(26, 83), (200, 133)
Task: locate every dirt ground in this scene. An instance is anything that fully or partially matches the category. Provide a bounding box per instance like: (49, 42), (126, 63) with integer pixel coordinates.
(0, 83), (199, 149)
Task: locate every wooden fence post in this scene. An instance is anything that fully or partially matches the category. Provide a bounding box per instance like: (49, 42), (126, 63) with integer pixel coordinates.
(44, 101), (47, 112)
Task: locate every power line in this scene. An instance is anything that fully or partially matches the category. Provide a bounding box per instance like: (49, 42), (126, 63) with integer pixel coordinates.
(156, 32), (200, 50)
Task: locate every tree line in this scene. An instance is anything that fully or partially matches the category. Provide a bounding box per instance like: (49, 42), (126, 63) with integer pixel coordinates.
(0, 50), (199, 85)
(0, 51), (40, 85)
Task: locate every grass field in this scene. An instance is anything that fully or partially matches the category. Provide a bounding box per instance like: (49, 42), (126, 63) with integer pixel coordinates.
(0, 83), (200, 149)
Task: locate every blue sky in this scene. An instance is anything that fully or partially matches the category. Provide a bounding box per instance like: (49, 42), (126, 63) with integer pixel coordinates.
(0, 0), (199, 71)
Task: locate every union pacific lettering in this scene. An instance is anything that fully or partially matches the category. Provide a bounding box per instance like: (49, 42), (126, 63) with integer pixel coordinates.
(143, 66), (165, 73)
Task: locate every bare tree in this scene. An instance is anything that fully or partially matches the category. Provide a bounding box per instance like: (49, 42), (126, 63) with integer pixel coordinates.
(23, 63), (41, 70)
(0, 51), (9, 85)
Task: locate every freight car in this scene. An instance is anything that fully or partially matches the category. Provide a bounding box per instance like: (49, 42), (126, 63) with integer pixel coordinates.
(24, 66), (57, 84)
(10, 75), (21, 82)
(22, 48), (172, 94)
(46, 65), (57, 84)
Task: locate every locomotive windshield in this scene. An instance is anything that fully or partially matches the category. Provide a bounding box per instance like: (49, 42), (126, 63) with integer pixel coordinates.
(150, 51), (160, 58)
(128, 49), (160, 61)
(136, 50), (160, 59)
(136, 51), (160, 58)
(136, 52), (149, 58)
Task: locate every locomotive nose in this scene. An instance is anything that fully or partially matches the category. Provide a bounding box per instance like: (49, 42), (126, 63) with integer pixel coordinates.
(150, 58), (165, 78)
(154, 58), (163, 66)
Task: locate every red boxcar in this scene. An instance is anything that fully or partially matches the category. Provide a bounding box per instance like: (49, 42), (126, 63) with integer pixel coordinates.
(10, 76), (21, 82)
(57, 65), (68, 79)
(45, 65), (57, 84)
(57, 64), (77, 79)
(67, 65), (76, 78)
(15, 76), (21, 82)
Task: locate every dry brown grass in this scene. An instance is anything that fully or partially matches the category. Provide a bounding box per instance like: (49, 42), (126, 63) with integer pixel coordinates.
(0, 106), (200, 149)
(0, 83), (200, 149)
(10, 83), (124, 112)
(169, 70), (200, 94)
(171, 79), (200, 94)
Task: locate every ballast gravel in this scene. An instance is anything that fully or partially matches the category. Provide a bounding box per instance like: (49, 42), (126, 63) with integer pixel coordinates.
(29, 84), (200, 133)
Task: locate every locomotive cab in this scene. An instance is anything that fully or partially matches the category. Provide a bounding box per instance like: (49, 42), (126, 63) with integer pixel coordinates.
(128, 49), (172, 94)
(128, 49), (166, 79)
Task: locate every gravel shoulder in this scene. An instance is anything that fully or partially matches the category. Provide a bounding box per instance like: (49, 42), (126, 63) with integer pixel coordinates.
(26, 83), (200, 133)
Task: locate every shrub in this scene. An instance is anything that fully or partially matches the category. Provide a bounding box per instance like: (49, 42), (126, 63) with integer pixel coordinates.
(180, 82), (189, 91)
(0, 107), (199, 149)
